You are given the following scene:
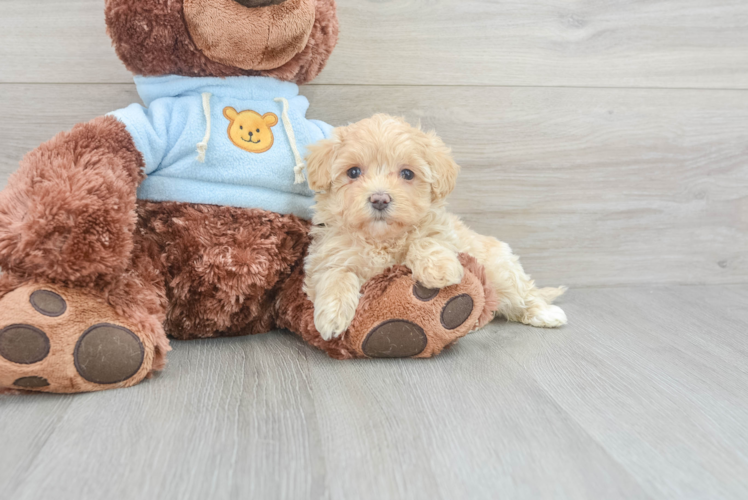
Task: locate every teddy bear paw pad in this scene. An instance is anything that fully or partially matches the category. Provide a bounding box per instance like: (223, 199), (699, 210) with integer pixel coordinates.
(0, 324), (50, 364)
(0, 284), (155, 394)
(343, 267), (487, 359)
(74, 324), (144, 384)
(362, 320), (428, 358)
(441, 294), (474, 330)
(29, 290), (67, 317)
(413, 282), (439, 301)
(13, 376), (50, 388)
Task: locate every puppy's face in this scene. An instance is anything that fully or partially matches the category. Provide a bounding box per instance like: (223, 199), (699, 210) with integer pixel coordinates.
(305, 114), (460, 240)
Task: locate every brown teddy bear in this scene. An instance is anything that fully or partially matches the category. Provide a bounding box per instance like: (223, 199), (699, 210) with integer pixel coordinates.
(0, 0), (496, 394)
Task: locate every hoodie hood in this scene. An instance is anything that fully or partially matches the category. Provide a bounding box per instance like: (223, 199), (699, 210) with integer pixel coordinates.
(134, 75), (301, 107)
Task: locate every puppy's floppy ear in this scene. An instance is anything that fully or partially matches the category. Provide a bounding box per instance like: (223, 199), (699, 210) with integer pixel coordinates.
(305, 128), (345, 192)
(422, 130), (460, 201)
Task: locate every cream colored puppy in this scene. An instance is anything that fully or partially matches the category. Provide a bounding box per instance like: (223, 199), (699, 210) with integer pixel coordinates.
(304, 114), (567, 340)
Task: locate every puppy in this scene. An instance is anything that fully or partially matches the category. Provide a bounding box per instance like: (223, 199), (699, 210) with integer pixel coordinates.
(304, 114), (567, 340)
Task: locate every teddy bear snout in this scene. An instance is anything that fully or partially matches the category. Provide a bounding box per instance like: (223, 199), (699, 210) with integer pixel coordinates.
(233, 0), (288, 7)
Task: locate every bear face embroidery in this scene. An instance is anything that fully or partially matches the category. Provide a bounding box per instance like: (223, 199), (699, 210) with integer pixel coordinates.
(223, 107), (279, 154)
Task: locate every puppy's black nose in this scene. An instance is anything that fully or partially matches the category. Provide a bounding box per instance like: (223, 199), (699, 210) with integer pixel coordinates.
(370, 193), (392, 211)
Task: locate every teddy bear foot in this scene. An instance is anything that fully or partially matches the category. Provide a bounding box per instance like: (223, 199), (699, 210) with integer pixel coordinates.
(340, 254), (498, 359)
(0, 284), (164, 394)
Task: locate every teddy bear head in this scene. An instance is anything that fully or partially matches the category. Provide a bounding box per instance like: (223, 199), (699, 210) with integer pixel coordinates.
(105, 0), (339, 85)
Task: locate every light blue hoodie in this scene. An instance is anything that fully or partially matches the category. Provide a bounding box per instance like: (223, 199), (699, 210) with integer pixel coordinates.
(111, 75), (333, 219)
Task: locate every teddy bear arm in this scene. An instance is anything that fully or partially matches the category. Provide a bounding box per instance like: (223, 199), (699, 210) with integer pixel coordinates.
(0, 115), (146, 285)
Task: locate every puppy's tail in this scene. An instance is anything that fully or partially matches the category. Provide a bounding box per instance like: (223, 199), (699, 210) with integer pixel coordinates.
(537, 286), (567, 304)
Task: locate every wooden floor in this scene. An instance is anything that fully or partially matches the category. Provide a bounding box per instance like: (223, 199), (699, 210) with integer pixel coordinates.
(1, 286), (747, 500)
(1, 0), (747, 498)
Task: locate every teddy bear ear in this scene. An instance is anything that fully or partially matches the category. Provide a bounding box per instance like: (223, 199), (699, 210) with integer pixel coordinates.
(421, 130), (460, 202)
(223, 107), (238, 120)
(305, 129), (345, 192)
(263, 112), (279, 127)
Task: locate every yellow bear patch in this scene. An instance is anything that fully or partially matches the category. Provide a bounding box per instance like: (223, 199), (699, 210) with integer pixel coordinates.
(223, 107), (278, 154)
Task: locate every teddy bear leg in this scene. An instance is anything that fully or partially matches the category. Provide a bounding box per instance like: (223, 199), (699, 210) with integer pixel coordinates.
(276, 254), (499, 359)
(0, 260), (169, 395)
(0, 116), (167, 394)
(0, 230), (169, 395)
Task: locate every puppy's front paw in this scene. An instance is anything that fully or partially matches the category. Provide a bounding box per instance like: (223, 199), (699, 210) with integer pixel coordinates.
(527, 305), (567, 328)
(314, 293), (360, 340)
(412, 254), (465, 290)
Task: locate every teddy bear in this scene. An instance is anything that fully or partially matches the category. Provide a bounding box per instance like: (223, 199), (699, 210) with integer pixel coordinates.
(0, 0), (496, 394)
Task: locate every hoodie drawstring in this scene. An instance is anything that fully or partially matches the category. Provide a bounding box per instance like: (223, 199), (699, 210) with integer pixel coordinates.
(196, 93), (304, 183)
(196, 92), (212, 162)
(274, 97), (306, 184)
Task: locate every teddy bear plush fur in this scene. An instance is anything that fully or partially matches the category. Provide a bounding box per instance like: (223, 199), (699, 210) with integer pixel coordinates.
(0, 0), (495, 394)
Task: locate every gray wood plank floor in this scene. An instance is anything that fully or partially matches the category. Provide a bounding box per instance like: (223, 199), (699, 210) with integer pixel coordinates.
(1, 286), (747, 500)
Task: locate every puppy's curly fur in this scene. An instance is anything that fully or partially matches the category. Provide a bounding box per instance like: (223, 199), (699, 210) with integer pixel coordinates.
(304, 114), (567, 339)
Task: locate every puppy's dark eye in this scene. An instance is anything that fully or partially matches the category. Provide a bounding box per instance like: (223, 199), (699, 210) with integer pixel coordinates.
(256, 129), (260, 133)
(347, 167), (362, 179)
(400, 169), (415, 181)
(239, 126), (243, 130)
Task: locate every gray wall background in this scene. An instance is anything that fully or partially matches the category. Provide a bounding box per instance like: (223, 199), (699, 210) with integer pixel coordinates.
(1, 0), (745, 287)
